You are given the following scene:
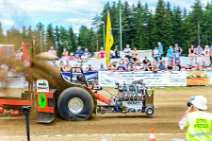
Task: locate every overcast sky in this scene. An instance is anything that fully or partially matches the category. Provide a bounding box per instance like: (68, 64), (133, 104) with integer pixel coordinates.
(0, 0), (209, 34)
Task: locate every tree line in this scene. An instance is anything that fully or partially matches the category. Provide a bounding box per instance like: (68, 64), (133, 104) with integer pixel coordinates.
(0, 0), (211, 57)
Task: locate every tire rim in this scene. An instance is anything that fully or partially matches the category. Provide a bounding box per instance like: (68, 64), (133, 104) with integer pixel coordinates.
(147, 108), (153, 115)
(68, 97), (84, 114)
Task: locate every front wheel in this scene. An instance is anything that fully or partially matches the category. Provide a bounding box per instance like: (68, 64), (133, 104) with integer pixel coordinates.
(57, 87), (94, 121)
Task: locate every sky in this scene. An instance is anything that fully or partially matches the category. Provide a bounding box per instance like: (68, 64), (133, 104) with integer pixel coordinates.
(0, 0), (209, 34)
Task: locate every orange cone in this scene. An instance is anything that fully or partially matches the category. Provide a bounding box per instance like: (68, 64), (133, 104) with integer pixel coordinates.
(148, 128), (156, 141)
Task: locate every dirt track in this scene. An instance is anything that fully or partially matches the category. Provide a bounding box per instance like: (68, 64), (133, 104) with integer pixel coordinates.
(0, 86), (212, 141)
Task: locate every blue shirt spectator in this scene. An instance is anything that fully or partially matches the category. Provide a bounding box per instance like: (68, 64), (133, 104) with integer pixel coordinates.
(167, 46), (174, 57)
(84, 48), (91, 57)
(158, 60), (166, 71)
(116, 62), (127, 72)
(158, 42), (164, 55)
(167, 46), (174, 63)
(75, 46), (83, 58)
(195, 45), (203, 56)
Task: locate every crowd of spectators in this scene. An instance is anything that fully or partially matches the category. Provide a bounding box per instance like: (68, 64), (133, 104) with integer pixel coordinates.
(52, 43), (212, 73)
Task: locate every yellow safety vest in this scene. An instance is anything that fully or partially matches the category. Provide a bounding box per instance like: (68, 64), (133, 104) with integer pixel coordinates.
(186, 111), (212, 141)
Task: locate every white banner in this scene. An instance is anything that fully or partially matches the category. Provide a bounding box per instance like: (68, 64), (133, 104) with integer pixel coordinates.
(98, 71), (187, 87)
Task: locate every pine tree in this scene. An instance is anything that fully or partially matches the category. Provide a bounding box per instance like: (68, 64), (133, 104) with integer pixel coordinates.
(134, 1), (145, 49)
(172, 6), (183, 45)
(54, 26), (61, 56)
(153, 0), (173, 51)
(202, 2), (212, 45)
(0, 23), (5, 43)
(46, 24), (55, 51)
(35, 22), (45, 53)
(59, 26), (69, 53)
(190, 0), (203, 44)
(68, 26), (76, 52)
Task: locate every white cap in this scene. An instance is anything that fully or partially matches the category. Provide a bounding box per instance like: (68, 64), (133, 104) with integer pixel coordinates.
(191, 96), (208, 110)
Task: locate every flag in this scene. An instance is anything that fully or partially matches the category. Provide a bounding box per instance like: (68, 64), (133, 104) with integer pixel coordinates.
(105, 11), (114, 65)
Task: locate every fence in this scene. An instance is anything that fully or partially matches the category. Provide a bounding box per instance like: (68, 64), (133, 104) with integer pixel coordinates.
(1, 71), (212, 88)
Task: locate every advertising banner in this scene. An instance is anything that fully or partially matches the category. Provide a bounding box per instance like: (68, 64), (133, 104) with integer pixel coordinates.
(98, 71), (187, 87)
(187, 71), (212, 86)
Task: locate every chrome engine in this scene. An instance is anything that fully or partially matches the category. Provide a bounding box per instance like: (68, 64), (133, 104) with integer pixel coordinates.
(114, 80), (147, 112)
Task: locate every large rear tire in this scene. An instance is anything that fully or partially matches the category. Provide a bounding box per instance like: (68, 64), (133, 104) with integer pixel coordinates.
(57, 87), (94, 121)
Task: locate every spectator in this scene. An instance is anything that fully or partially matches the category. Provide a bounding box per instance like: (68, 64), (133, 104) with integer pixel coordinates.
(166, 46), (174, 64)
(152, 63), (160, 72)
(59, 61), (65, 72)
(134, 60), (144, 71)
(110, 49), (115, 58)
(98, 64), (106, 71)
(174, 47), (181, 64)
(167, 62), (173, 71)
(174, 43), (183, 54)
(111, 61), (117, 68)
(132, 48), (138, 61)
(116, 61), (127, 72)
(143, 63), (152, 71)
(74, 54), (80, 60)
(114, 46), (120, 58)
(158, 60), (166, 71)
(81, 53), (88, 61)
(84, 48), (91, 58)
(16, 49), (23, 60)
(124, 44), (132, 59)
(107, 63), (115, 71)
(188, 45), (195, 66)
(64, 60), (71, 72)
(153, 47), (159, 63)
(96, 52), (100, 59)
(175, 60), (182, 71)
(188, 45), (195, 57)
(86, 64), (94, 72)
(72, 64), (81, 72)
(62, 48), (68, 57)
(124, 58), (130, 70)
(75, 46), (83, 58)
(158, 42), (164, 60)
(48, 46), (57, 56)
(69, 53), (75, 60)
(195, 45), (204, 56)
(203, 45), (210, 56)
(99, 47), (105, 59)
(128, 62), (135, 71)
(143, 56), (150, 65)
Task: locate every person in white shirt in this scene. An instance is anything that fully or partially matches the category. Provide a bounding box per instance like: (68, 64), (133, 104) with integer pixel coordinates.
(153, 47), (159, 63)
(124, 44), (132, 59)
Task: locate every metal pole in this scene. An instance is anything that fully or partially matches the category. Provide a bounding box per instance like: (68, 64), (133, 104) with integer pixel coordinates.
(103, 23), (106, 49)
(96, 34), (99, 52)
(22, 106), (31, 141)
(119, 3), (123, 51)
(197, 20), (201, 45)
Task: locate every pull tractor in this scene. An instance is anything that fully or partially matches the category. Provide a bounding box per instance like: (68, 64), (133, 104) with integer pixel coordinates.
(0, 53), (155, 123)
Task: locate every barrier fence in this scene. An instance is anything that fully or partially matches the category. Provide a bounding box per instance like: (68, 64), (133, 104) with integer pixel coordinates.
(0, 71), (212, 88)
(63, 71), (212, 87)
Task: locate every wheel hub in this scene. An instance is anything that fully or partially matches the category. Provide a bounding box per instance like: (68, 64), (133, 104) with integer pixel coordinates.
(68, 97), (84, 114)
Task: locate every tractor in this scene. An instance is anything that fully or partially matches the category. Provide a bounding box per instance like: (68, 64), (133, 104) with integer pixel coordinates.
(0, 44), (154, 123)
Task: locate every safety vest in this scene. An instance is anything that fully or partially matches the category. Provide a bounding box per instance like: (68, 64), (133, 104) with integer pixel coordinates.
(186, 111), (212, 141)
